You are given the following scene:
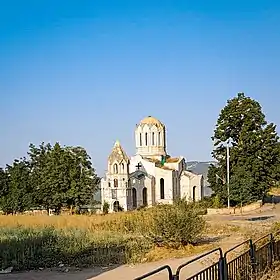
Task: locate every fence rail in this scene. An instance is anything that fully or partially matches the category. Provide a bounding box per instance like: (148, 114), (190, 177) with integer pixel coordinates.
(174, 248), (223, 280)
(134, 231), (280, 280)
(134, 265), (173, 280)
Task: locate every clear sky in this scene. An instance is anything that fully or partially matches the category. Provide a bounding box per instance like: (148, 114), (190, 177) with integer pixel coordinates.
(1, 0), (280, 175)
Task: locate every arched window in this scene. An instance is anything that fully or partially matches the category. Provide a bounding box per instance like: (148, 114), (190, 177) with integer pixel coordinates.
(139, 133), (142, 146)
(114, 179), (118, 188)
(145, 132), (148, 145)
(113, 201), (120, 212)
(158, 132), (161, 145)
(152, 132), (155, 145)
(111, 189), (117, 199)
(143, 187), (147, 206)
(132, 188), (137, 208)
(121, 163), (125, 173)
(193, 186), (196, 202)
(160, 178), (165, 199)
(113, 164), (118, 174)
(108, 182), (111, 188)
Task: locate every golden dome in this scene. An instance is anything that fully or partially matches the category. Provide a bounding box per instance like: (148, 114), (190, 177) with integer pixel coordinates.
(139, 116), (165, 128)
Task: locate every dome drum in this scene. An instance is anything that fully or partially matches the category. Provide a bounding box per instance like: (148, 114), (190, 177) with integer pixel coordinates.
(135, 116), (166, 159)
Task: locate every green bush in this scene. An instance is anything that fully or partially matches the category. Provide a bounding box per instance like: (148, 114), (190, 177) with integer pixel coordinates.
(0, 227), (152, 270)
(102, 201), (109, 214)
(142, 201), (206, 248)
(212, 195), (224, 208)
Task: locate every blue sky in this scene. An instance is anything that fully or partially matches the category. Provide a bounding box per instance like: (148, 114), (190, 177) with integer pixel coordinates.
(1, 0), (280, 175)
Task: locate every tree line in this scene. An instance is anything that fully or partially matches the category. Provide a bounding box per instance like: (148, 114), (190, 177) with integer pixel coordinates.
(0, 142), (100, 214)
(1, 92), (278, 214)
(208, 92), (280, 207)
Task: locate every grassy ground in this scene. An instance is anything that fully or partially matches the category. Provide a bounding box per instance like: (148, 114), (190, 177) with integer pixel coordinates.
(1, 200), (280, 274)
(0, 203), (208, 270)
(0, 211), (273, 267)
(1, 203), (280, 279)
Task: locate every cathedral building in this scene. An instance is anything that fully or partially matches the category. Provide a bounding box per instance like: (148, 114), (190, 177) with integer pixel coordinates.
(100, 116), (204, 212)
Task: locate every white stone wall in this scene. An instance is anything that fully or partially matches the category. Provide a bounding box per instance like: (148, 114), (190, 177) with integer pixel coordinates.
(164, 161), (180, 171)
(101, 158), (205, 212)
(129, 155), (155, 175)
(101, 175), (129, 213)
(180, 174), (191, 200)
(101, 156), (130, 212)
(180, 171), (204, 202)
(188, 172), (203, 202)
(108, 161), (128, 175)
(155, 168), (174, 204)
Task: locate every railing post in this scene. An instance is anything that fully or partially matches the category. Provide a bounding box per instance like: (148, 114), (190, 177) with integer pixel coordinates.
(273, 232), (280, 261)
(269, 233), (274, 268)
(249, 239), (256, 279)
(219, 256), (227, 280)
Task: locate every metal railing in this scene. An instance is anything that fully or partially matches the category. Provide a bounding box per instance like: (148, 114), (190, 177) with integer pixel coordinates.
(134, 231), (280, 280)
(223, 239), (253, 280)
(174, 248), (223, 280)
(134, 265), (173, 280)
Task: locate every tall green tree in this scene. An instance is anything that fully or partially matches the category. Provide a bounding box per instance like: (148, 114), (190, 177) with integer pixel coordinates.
(229, 166), (254, 206)
(208, 92), (280, 206)
(0, 168), (9, 197)
(28, 142), (99, 213)
(0, 158), (33, 213)
(64, 146), (100, 212)
(28, 142), (53, 210)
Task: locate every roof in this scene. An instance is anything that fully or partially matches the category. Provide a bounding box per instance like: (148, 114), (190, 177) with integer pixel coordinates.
(108, 140), (129, 163)
(139, 116), (165, 128)
(143, 157), (174, 170)
(166, 157), (180, 163)
(182, 170), (203, 179)
(143, 157), (158, 163)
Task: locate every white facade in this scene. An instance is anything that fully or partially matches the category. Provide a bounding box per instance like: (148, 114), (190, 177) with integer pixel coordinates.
(101, 116), (204, 213)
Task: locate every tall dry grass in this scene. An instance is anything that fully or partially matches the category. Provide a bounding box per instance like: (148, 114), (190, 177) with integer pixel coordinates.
(0, 226), (150, 270)
(0, 202), (207, 271)
(0, 212), (125, 230)
(0, 210), (156, 234)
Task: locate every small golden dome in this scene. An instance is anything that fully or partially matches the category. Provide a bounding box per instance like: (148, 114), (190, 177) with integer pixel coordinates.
(139, 116), (165, 128)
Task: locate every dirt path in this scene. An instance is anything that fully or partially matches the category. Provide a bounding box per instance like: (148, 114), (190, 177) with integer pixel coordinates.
(0, 255), (223, 280)
(1, 204), (278, 280)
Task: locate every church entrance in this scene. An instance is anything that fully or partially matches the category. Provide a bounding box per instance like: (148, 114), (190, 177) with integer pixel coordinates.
(193, 186), (196, 202)
(132, 188), (137, 209)
(142, 187), (147, 206)
(113, 201), (120, 212)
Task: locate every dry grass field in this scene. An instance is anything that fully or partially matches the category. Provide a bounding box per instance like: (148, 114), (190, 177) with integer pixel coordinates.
(1, 203), (280, 279)
(0, 203), (210, 271)
(0, 202), (280, 279)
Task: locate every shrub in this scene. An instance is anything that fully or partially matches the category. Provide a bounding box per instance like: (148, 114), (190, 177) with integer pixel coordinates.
(142, 201), (206, 248)
(212, 195), (224, 208)
(102, 201), (109, 214)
